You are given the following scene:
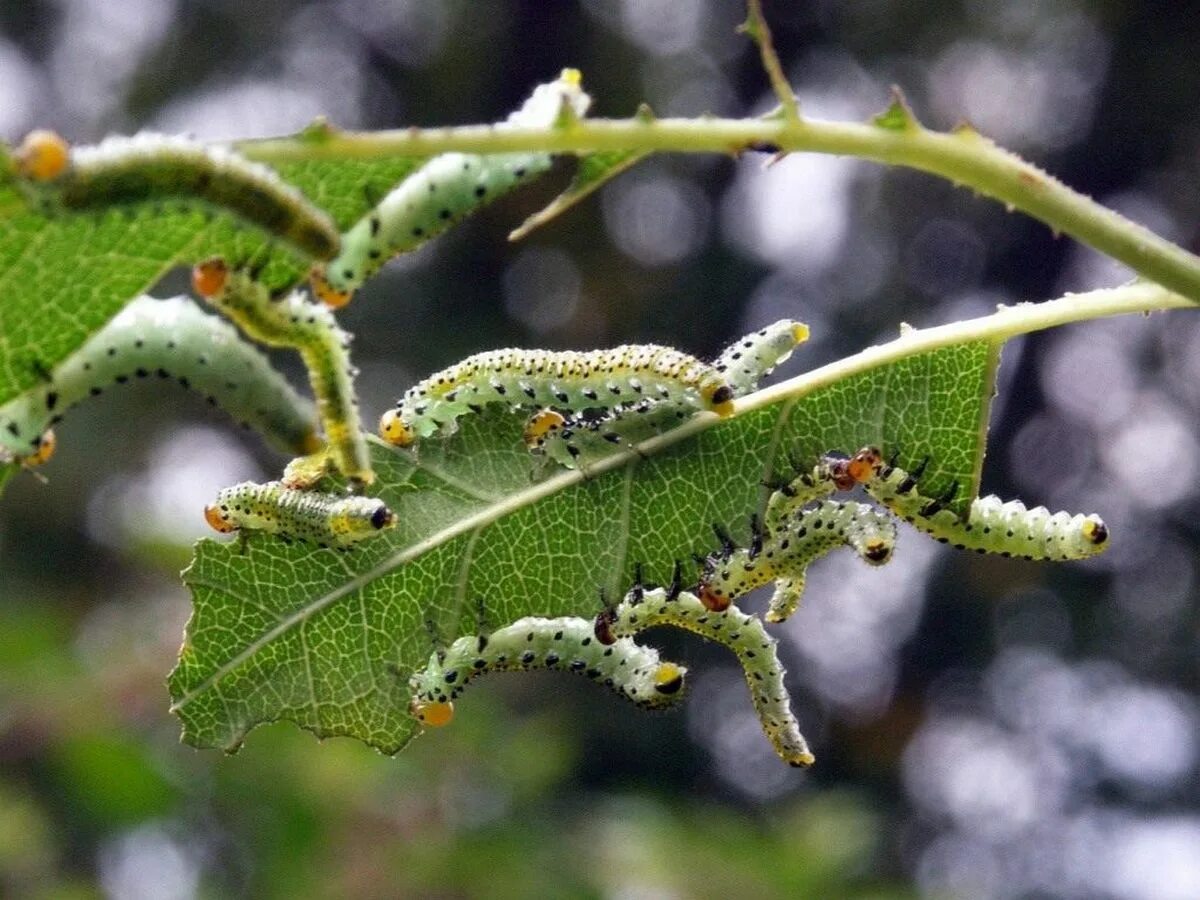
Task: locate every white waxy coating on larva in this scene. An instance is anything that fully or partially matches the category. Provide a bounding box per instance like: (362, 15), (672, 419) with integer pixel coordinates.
(204, 480), (394, 547)
(48, 132), (338, 260)
(408, 615), (686, 711)
(387, 343), (735, 445)
(527, 320), (808, 472)
(316, 70), (591, 297)
(609, 587), (815, 767)
(0, 295), (318, 459)
(860, 451), (1109, 560)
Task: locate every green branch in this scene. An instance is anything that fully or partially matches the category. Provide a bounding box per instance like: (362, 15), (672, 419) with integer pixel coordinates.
(239, 114), (1200, 303)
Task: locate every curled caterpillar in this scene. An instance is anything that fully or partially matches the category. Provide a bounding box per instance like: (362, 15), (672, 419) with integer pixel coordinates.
(844, 446), (1109, 560)
(311, 69), (591, 307)
(204, 480), (395, 547)
(380, 344), (736, 448)
(13, 130), (339, 261)
(0, 295), (319, 462)
(524, 320), (809, 471)
(698, 500), (897, 621)
(407, 614), (687, 728)
(598, 581), (814, 767)
(193, 259), (372, 487)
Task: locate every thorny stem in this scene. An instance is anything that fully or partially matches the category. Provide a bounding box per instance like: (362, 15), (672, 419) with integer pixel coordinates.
(239, 113), (1200, 304)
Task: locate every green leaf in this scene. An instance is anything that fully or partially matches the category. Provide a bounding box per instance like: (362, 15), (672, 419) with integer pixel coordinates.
(0, 153), (421, 406)
(508, 149), (649, 241)
(169, 340), (997, 753)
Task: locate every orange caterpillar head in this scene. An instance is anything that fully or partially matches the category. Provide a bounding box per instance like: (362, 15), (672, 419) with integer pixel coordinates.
(846, 446), (883, 484)
(203, 503), (237, 534)
(696, 582), (732, 612)
(522, 409), (566, 451)
(15, 130), (70, 181)
(192, 258), (230, 299)
(409, 698), (454, 728)
(23, 429), (56, 467)
(379, 409), (416, 448)
(309, 266), (353, 310)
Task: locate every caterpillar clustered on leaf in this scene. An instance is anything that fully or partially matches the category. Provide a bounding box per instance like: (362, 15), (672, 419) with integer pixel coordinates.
(13, 130), (339, 262)
(380, 343), (736, 448)
(192, 259), (372, 487)
(697, 500), (898, 622)
(523, 320), (809, 471)
(204, 480), (395, 548)
(311, 69), (591, 308)
(0, 295), (320, 465)
(597, 579), (814, 767)
(844, 446), (1110, 560)
(407, 614), (687, 729)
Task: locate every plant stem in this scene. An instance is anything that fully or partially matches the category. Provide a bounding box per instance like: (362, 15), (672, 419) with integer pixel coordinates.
(240, 116), (1200, 303)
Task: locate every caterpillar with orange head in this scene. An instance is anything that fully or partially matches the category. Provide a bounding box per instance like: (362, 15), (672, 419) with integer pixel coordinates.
(408, 614), (687, 729)
(204, 480), (395, 548)
(0, 295), (319, 466)
(840, 446), (1110, 561)
(311, 69), (591, 308)
(192, 259), (371, 487)
(12, 130), (339, 262)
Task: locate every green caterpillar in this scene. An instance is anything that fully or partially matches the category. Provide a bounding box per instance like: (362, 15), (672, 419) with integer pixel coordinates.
(0, 295), (319, 464)
(598, 581), (814, 767)
(408, 614), (687, 729)
(698, 500), (898, 622)
(844, 447), (1110, 560)
(381, 344), (736, 448)
(13, 130), (338, 261)
(204, 480), (395, 547)
(311, 69), (591, 307)
(192, 259), (372, 487)
(523, 320), (809, 471)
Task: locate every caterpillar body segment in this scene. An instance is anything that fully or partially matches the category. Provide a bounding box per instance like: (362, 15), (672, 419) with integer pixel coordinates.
(311, 69), (591, 307)
(605, 586), (814, 767)
(0, 295), (318, 461)
(203, 480), (395, 547)
(192, 260), (372, 486)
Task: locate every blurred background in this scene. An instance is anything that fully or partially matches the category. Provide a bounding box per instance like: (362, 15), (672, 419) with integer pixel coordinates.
(1, 1), (1199, 897)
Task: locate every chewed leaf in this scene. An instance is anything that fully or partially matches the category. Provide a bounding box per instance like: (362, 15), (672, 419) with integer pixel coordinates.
(509, 149), (649, 241)
(169, 340), (996, 753)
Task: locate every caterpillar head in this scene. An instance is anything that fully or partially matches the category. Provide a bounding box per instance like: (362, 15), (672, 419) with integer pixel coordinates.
(653, 662), (687, 696)
(23, 429), (56, 467)
(203, 503), (237, 534)
(696, 580), (732, 612)
(192, 258), (230, 299)
(1080, 515), (1109, 549)
(309, 266), (353, 309)
(861, 538), (893, 565)
(15, 130), (70, 181)
(379, 409), (416, 448)
(523, 409), (566, 452)
(409, 698), (454, 728)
